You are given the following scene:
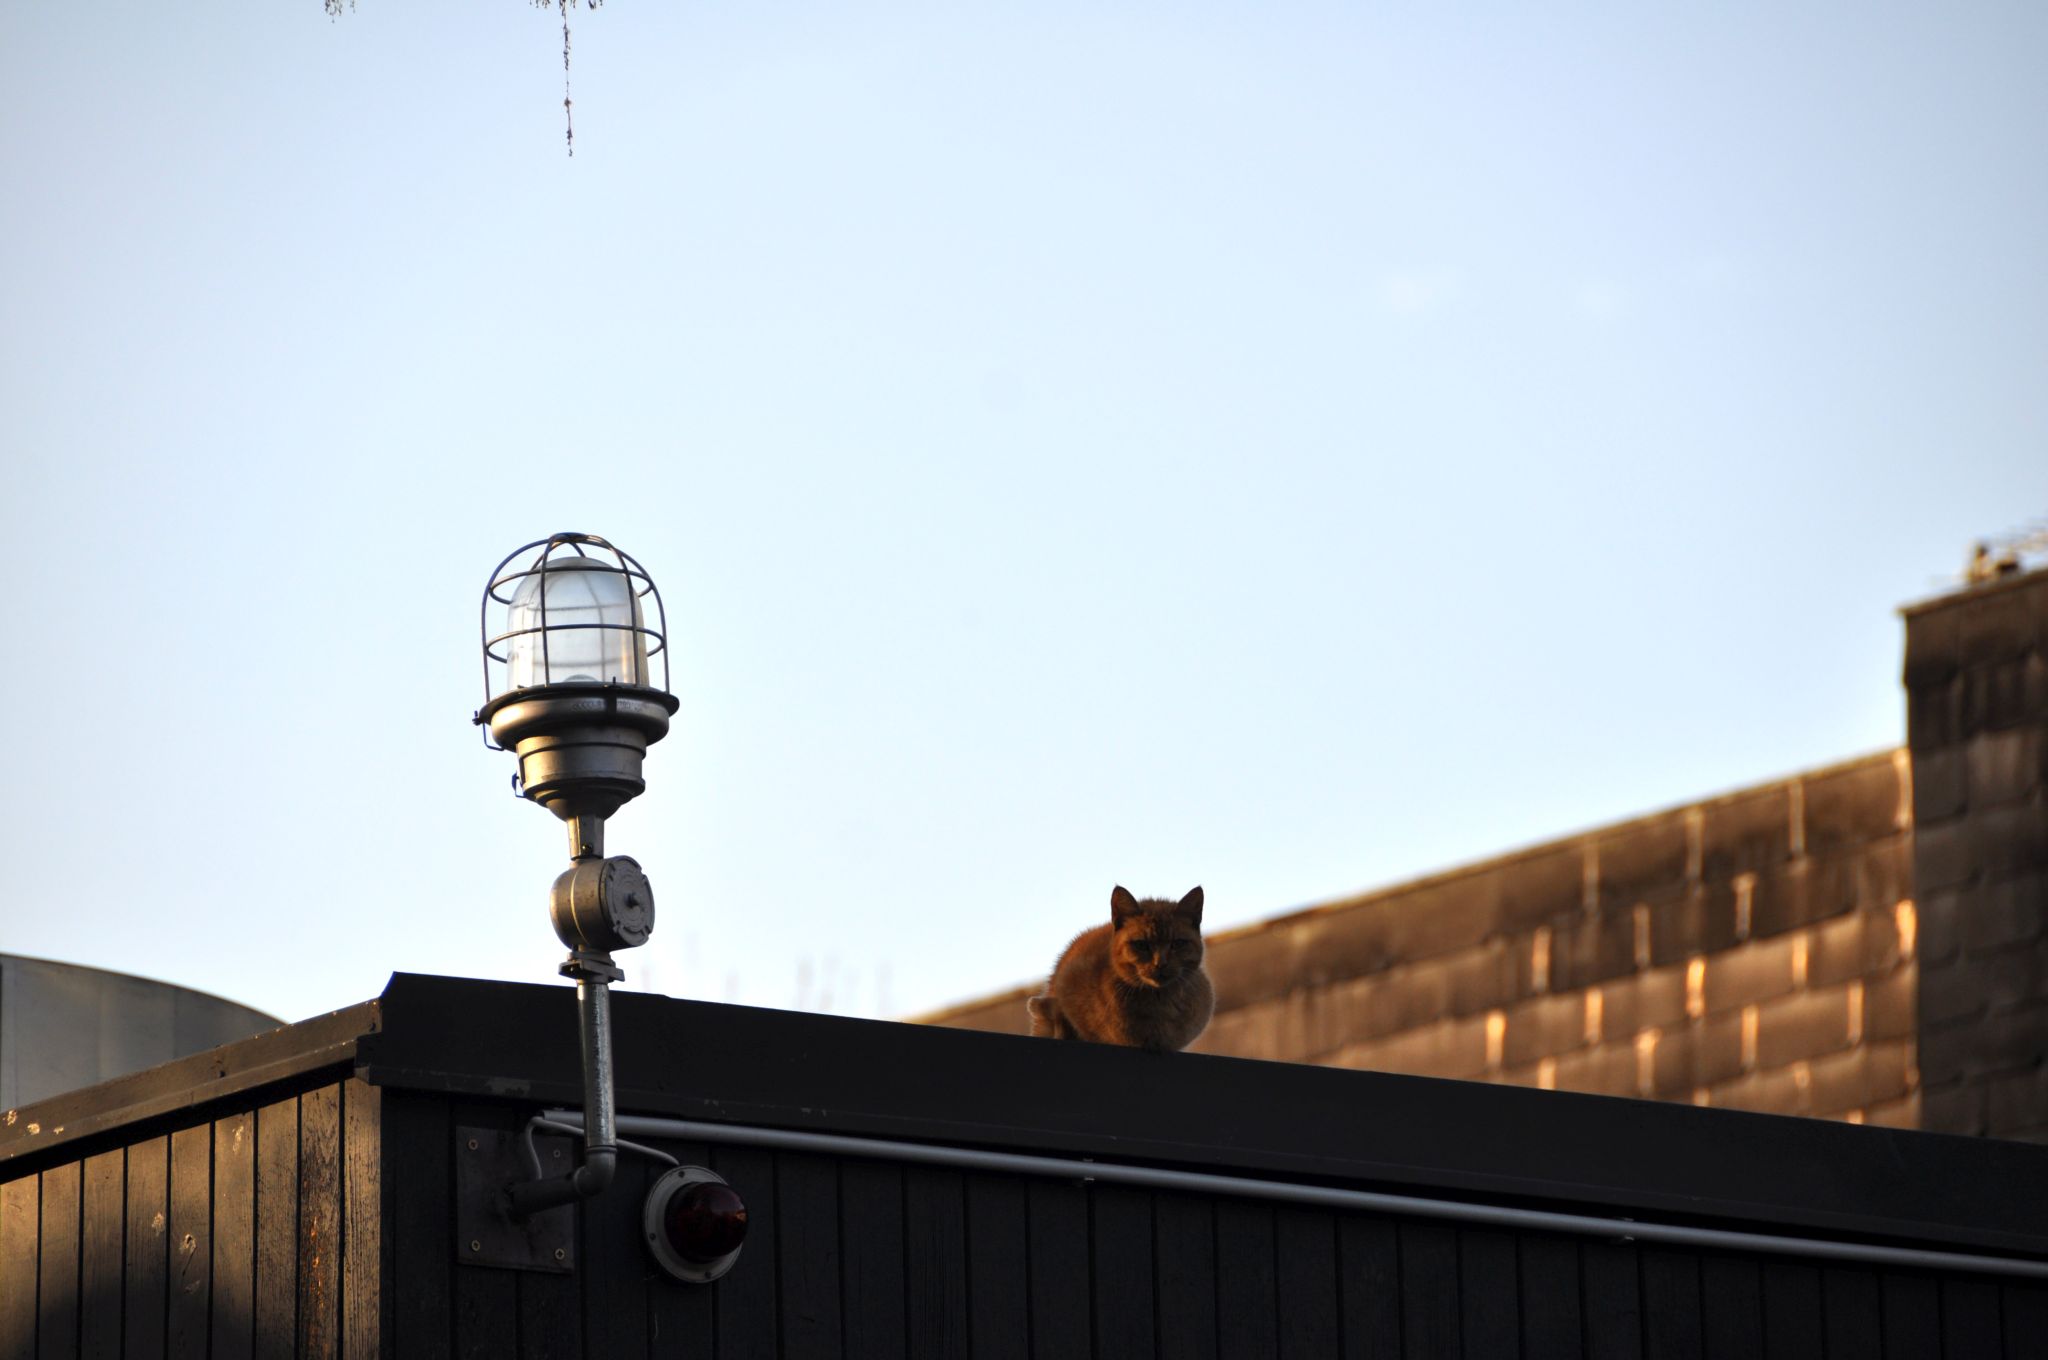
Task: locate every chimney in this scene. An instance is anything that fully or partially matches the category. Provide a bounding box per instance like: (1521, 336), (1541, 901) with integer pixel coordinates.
(1904, 566), (2048, 1139)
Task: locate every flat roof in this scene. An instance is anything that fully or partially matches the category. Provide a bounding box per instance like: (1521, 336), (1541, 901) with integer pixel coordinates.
(6, 972), (2047, 1262)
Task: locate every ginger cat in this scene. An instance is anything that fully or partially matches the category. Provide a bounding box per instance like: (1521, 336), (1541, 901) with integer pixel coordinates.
(1027, 886), (1212, 1052)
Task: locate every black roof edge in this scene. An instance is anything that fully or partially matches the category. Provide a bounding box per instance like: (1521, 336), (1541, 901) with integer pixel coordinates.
(358, 973), (2048, 1262)
(0, 998), (378, 1169)
(9, 973), (2048, 1266)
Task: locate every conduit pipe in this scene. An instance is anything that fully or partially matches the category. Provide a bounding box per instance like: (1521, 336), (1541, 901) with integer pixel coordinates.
(542, 1108), (2048, 1282)
(505, 977), (617, 1218)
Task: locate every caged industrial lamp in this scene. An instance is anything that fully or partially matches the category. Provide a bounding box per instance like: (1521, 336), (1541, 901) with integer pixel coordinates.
(475, 532), (679, 1220)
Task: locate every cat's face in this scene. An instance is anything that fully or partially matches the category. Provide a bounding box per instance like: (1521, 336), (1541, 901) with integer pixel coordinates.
(1109, 885), (1205, 989)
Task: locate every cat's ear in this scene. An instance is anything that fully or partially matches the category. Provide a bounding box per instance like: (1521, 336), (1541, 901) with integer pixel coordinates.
(1177, 886), (1204, 926)
(1110, 885), (1139, 927)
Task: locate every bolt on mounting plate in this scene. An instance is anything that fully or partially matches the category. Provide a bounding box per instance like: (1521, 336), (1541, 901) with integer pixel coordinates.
(454, 1125), (577, 1273)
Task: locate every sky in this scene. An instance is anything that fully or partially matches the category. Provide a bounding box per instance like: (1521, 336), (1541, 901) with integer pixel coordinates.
(2, 2), (2044, 1028)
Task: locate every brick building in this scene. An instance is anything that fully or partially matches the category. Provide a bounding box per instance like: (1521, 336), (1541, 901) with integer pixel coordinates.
(921, 566), (2048, 1142)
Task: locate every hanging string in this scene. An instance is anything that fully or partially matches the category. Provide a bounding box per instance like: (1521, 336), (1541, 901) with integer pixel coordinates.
(326, 0), (596, 154)
(537, 0), (601, 157)
(562, 0), (575, 156)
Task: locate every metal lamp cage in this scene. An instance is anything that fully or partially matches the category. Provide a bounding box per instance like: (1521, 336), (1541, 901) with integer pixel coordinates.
(478, 534), (672, 751)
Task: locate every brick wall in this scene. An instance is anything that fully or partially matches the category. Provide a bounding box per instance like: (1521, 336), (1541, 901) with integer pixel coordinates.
(1906, 566), (2048, 1139)
(922, 566), (2048, 1137)
(924, 751), (1919, 1125)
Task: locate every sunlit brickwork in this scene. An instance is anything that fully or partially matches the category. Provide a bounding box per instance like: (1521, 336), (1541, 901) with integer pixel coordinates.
(1905, 566), (2048, 1139)
(921, 567), (2048, 1140)
(926, 752), (1918, 1125)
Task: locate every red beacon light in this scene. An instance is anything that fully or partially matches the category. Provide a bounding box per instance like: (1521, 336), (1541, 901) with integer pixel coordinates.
(643, 1166), (748, 1283)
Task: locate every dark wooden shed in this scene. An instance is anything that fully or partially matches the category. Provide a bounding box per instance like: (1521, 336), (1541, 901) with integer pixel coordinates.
(5, 972), (2048, 1358)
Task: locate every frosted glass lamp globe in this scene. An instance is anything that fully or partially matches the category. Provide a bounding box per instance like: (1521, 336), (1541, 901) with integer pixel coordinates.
(505, 555), (650, 693)
(475, 533), (678, 861)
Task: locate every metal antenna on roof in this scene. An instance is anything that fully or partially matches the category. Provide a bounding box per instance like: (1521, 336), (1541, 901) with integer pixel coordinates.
(1965, 519), (2048, 586)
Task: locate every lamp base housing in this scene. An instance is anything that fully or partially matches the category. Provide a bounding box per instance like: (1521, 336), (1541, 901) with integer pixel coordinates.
(477, 684), (681, 827)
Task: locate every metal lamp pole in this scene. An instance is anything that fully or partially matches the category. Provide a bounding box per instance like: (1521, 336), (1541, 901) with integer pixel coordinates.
(475, 533), (679, 1218)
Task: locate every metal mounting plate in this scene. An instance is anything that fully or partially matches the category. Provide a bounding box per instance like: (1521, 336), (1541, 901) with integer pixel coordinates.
(455, 1125), (577, 1273)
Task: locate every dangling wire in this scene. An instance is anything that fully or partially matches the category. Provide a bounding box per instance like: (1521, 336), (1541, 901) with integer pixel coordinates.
(326, 0), (597, 153)
(536, 0), (601, 157)
(562, 0), (575, 156)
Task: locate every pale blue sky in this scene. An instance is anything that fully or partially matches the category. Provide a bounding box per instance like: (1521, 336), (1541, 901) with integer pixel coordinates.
(2, 2), (2043, 1024)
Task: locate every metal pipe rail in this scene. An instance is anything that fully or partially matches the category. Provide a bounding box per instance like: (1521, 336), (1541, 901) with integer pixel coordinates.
(542, 1108), (2048, 1281)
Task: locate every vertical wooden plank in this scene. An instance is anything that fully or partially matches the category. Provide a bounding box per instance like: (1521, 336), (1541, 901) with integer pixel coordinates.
(342, 1081), (382, 1360)
(299, 1084), (342, 1360)
(1758, 1259), (1822, 1360)
(382, 1094), (449, 1359)
(1277, 1208), (1340, 1360)
(905, 1166), (971, 1360)
(38, 1160), (81, 1359)
(711, 1143), (778, 1360)
(444, 1116), (515, 1358)
(1698, 1255), (1762, 1358)
(254, 1096), (299, 1360)
(775, 1153), (841, 1360)
(965, 1173), (1030, 1360)
(1942, 1276), (2002, 1360)
(1338, 1215), (1401, 1359)
(1153, 1193), (1217, 1360)
(1398, 1220), (1460, 1360)
(442, 1102), (509, 1360)
(515, 1267), (580, 1359)
(1580, 1240), (1642, 1360)
(1091, 1185), (1155, 1360)
(1457, 1227), (1518, 1360)
(1, 1173), (40, 1357)
(2003, 1282), (2048, 1360)
(452, 1267), (516, 1360)
(581, 1137), (649, 1360)
(1881, 1272), (1940, 1360)
(1638, 1247), (1702, 1360)
(1026, 1178), (1090, 1360)
(1518, 1234), (1582, 1360)
(1215, 1198), (1276, 1360)
(503, 1106), (577, 1360)
(168, 1122), (213, 1359)
(123, 1134), (169, 1359)
(837, 1157), (904, 1360)
(1820, 1267), (1881, 1359)
(80, 1149), (125, 1360)
(644, 1136), (715, 1356)
(212, 1110), (256, 1360)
